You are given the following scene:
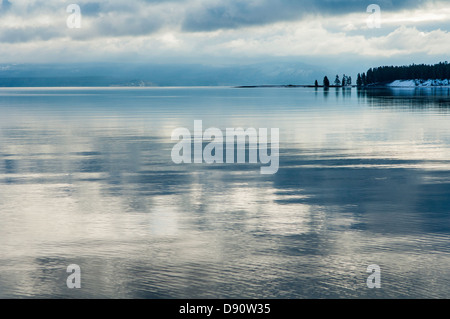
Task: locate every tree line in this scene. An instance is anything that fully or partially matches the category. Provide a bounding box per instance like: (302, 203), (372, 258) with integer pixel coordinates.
(315, 61), (450, 88)
(358, 61), (450, 86)
(315, 74), (352, 88)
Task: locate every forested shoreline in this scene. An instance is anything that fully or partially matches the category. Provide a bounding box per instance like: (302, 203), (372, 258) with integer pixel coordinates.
(315, 62), (450, 88)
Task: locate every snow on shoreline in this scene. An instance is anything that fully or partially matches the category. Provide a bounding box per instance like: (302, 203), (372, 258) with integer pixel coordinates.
(388, 79), (450, 87)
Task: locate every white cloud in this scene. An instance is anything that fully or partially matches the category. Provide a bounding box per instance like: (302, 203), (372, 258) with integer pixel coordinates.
(0, 0), (449, 63)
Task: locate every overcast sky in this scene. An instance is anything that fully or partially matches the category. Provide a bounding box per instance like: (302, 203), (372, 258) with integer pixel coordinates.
(0, 0), (449, 79)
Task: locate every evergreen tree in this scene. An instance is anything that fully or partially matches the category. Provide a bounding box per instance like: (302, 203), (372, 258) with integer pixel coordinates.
(323, 76), (330, 87)
(357, 73), (362, 87)
(342, 75), (347, 87)
(361, 73), (366, 86)
(315, 80), (319, 87)
(334, 75), (341, 86)
(347, 76), (352, 86)
(366, 68), (373, 84)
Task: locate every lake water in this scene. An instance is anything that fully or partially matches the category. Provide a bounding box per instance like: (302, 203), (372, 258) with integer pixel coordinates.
(0, 86), (449, 298)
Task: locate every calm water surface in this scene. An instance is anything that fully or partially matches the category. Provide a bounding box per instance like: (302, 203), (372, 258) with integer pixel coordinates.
(0, 87), (449, 298)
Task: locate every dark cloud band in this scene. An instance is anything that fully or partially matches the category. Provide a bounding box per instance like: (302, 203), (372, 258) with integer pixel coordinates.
(0, 0), (430, 43)
(182, 0), (427, 31)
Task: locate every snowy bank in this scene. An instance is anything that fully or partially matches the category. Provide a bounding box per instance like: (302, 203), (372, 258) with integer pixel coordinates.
(388, 79), (450, 87)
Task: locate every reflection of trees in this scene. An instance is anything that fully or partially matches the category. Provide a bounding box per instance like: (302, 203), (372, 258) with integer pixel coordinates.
(356, 88), (450, 110)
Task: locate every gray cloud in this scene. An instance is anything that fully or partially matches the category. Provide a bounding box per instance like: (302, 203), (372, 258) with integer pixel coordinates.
(182, 0), (428, 32)
(0, 0), (171, 43)
(0, 27), (60, 43)
(0, 0), (430, 44)
(0, 0), (445, 68)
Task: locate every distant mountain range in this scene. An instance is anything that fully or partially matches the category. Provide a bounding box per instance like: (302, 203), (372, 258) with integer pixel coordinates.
(0, 62), (328, 87)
